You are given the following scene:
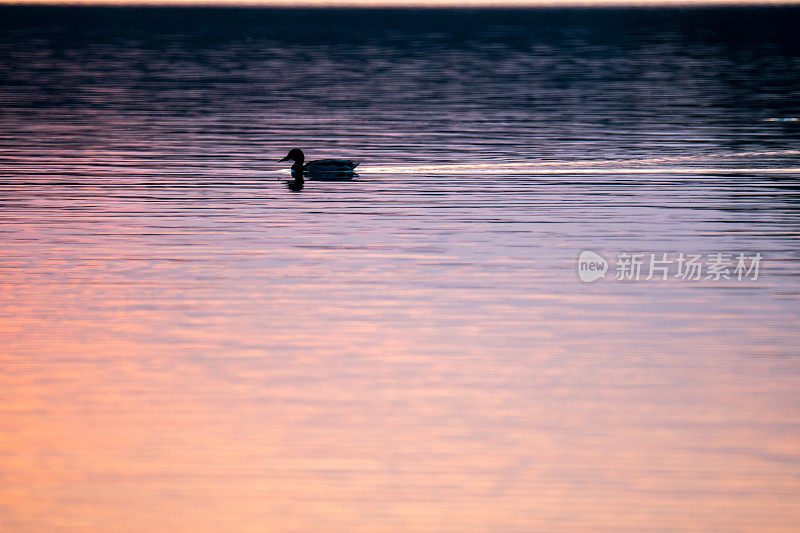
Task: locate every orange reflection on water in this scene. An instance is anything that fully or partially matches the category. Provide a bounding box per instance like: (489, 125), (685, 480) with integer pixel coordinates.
(2, 255), (800, 531)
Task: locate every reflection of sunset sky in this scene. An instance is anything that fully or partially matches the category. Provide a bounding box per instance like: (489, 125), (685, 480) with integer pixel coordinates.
(2, 187), (800, 529)
(2, 5), (800, 530)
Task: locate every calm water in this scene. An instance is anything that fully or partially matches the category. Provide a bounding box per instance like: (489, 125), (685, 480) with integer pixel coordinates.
(1, 6), (800, 531)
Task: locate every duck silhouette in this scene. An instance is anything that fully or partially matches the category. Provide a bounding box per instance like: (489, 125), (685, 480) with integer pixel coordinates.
(278, 148), (359, 179)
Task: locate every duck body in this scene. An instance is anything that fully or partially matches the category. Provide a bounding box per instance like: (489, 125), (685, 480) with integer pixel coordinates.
(303, 159), (359, 173)
(279, 148), (359, 179)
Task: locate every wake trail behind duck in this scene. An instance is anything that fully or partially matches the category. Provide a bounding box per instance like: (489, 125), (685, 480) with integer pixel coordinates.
(360, 149), (800, 176)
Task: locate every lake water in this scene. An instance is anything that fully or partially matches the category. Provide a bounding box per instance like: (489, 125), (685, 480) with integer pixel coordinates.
(1, 5), (799, 531)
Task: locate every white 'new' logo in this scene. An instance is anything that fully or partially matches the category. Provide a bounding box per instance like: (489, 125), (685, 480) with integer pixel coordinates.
(577, 251), (608, 282)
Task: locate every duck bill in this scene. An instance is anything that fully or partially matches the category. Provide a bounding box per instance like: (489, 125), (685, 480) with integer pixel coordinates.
(278, 155), (291, 162)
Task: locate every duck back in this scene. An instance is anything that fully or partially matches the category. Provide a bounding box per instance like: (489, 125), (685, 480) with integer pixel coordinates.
(304, 159), (359, 172)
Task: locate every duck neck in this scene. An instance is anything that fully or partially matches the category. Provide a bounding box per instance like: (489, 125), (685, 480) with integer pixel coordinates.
(291, 152), (305, 172)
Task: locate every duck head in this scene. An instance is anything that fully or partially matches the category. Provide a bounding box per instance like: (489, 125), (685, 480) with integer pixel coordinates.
(279, 148), (305, 166)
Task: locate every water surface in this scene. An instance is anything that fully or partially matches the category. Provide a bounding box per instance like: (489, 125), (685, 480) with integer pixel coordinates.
(1, 6), (800, 531)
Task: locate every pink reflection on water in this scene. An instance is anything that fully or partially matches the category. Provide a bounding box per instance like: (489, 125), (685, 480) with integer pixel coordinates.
(2, 234), (800, 530)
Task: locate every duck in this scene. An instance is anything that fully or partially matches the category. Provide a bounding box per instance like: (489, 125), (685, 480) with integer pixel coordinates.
(278, 148), (359, 177)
